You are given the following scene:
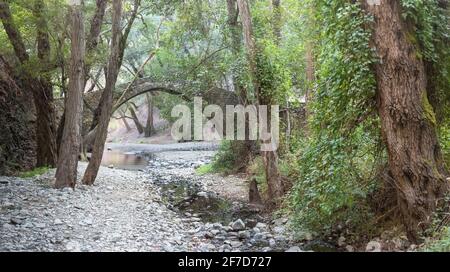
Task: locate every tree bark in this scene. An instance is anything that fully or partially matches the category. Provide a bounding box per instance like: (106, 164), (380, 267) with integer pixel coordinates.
(118, 109), (132, 132)
(237, 0), (284, 201)
(226, 0), (256, 170)
(82, 0), (123, 185)
(33, 79), (58, 167)
(89, 0), (141, 132)
(144, 93), (154, 137)
(0, 2), (28, 63)
(364, 0), (449, 241)
(57, 0), (108, 151)
(55, 1), (85, 189)
(305, 42), (315, 108)
(128, 102), (144, 134)
(86, 0), (107, 61)
(272, 0), (281, 44)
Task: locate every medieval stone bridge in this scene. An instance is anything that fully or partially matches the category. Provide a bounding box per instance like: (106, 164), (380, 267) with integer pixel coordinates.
(55, 77), (239, 136)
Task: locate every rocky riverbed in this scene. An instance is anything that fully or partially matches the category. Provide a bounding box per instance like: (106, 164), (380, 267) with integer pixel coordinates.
(0, 143), (304, 252)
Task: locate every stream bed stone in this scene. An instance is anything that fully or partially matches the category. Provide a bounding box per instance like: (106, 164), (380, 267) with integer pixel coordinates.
(0, 144), (303, 252)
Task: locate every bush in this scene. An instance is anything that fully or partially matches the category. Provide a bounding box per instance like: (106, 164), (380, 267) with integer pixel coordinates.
(195, 164), (214, 176)
(289, 127), (383, 234)
(424, 227), (450, 252)
(210, 141), (254, 175)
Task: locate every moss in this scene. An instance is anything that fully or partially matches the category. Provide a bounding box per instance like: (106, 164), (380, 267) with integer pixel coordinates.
(195, 164), (214, 175)
(406, 31), (424, 60)
(19, 167), (49, 178)
(422, 91), (437, 126)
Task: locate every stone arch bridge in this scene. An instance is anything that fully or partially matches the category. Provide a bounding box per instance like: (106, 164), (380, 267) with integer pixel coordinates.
(55, 77), (239, 135)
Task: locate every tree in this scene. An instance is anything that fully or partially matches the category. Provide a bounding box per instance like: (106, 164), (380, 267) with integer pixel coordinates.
(145, 93), (154, 137)
(54, 0), (85, 189)
(118, 109), (132, 132)
(89, 0), (141, 132)
(364, 0), (449, 241)
(128, 102), (144, 134)
(82, 0), (123, 185)
(56, 0), (108, 152)
(237, 0), (284, 201)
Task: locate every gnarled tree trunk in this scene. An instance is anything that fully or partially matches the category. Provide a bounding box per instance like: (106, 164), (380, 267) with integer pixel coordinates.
(365, 0), (449, 241)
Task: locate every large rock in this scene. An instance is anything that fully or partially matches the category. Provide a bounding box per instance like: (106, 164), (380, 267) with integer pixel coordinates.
(231, 219), (246, 231)
(286, 246), (303, 252)
(366, 241), (382, 252)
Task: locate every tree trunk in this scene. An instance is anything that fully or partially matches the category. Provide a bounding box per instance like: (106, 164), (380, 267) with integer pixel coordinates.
(119, 109), (132, 132)
(226, 0), (246, 101)
(58, 0), (108, 151)
(272, 0), (281, 44)
(226, 0), (255, 170)
(249, 178), (263, 205)
(33, 0), (58, 167)
(128, 103), (144, 134)
(85, 0), (107, 77)
(237, 0), (284, 201)
(305, 42), (315, 111)
(82, 0), (122, 185)
(144, 93), (154, 137)
(55, 1), (85, 189)
(89, 0), (141, 132)
(33, 80), (58, 167)
(365, 0), (449, 241)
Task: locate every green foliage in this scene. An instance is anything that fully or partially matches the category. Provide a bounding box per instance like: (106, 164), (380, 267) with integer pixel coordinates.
(19, 167), (49, 178)
(424, 227), (450, 252)
(195, 163), (214, 176)
(401, 0), (450, 129)
(153, 92), (188, 123)
(255, 42), (292, 104)
(290, 127), (383, 231)
(251, 1), (293, 105)
(440, 124), (450, 167)
(290, 0), (381, 233)
(209, 141), (249, 175)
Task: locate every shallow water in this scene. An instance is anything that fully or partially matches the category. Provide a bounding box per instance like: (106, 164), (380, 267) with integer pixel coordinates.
(100, 151), (151, 171)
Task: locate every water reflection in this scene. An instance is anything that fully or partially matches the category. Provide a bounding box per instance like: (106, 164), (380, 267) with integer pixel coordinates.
(100, 151), (149, 171)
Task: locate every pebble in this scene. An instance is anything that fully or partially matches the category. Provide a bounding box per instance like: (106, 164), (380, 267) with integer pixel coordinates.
(337, 236), (346, 247)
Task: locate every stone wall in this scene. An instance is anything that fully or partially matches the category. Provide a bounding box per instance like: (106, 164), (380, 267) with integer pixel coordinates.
(0, 56), (36, 175)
